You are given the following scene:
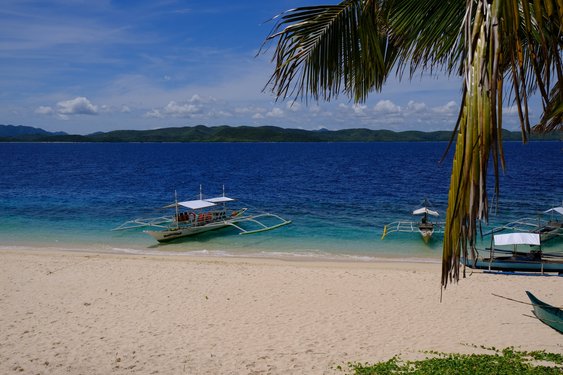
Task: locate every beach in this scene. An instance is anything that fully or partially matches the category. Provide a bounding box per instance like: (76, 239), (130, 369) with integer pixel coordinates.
(1, 249), (561, 374)
(0, 249), (563, 374)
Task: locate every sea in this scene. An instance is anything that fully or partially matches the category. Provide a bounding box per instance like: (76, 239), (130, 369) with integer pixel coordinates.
(1, 141), (561, 262)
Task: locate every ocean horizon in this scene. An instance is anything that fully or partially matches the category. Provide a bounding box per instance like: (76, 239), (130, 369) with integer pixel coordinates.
(1, 141), (561, 261)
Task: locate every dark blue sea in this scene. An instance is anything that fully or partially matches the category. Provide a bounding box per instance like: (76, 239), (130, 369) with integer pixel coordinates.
(1, 142), (561, 260)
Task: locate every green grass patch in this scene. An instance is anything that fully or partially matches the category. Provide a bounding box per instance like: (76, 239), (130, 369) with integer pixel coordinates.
(341, 347), (563, 374)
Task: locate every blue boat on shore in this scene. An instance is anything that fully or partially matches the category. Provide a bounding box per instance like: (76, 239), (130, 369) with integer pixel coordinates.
(526, 291), (563, 333)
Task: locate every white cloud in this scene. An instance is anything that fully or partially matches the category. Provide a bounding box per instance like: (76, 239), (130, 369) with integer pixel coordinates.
(144, 95), (216, 118)
(433, 100), (457, 114)
(35, 105), (54, 115)
(234, 106), (267, 114)
(187, 94), (205, 104)
(266, 107), (284, 117)
(406, 100), (427, 112)
(35, 97), (99, 118)
(252, 113), (265, 119)
(309, 105), (322, 114)
(374, 100), (401, 113)
(57, 97), (98, 115)
(144, 109), (162, 118)
(352, 104), (367, 115)
(163, 101), (201, 116)
(286, 101), (301, 112)
(210, 109), (232, 118)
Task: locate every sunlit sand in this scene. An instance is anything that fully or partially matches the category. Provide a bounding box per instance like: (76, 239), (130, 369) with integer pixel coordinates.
(1, 248), (561, 374)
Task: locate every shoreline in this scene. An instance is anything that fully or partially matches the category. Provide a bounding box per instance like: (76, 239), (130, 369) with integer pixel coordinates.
(1, 247), (561, 374)
(0, 242), (443, 265)
(0, 246), (442, 270)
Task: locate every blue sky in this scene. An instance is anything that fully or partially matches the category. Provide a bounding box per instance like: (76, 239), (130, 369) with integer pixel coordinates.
(1, 0), (530, 134)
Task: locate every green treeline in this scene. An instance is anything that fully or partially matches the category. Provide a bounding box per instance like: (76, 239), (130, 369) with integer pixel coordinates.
(0, 124), (560, 142)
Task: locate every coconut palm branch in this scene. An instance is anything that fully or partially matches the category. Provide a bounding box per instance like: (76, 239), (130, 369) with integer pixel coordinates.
(261, 0), (562, 287)
(261, 1), (396, 103)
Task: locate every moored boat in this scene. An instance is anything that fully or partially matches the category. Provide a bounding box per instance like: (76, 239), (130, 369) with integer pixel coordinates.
(113, 186), (291, 243)
(486, 203), (563, 244)
(462, 232), (563, 273)
(382, 199), (443, 242)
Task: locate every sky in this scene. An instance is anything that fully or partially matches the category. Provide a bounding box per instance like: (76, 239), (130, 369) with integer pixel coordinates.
(1, 0), (532, 134)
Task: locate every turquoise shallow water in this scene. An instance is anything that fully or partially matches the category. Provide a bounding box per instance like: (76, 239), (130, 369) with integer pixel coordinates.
(0, 141), (561, 260)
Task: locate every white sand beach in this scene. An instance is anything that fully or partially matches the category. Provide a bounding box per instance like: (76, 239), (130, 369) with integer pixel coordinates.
(1, 248), (561, 374)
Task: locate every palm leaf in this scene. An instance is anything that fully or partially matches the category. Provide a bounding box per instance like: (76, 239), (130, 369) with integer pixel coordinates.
(388, 0), (466, 76)
(534, 72), (563, 133)
(261, 0), (563, 287)
(262, 0), (396, 102)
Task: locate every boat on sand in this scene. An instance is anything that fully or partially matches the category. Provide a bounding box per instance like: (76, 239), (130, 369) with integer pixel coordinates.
(526, 291), (563, 333)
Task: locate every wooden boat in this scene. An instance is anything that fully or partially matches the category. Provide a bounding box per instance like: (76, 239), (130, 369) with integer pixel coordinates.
(413, 206), (438, 242)
(487, 204), (563, 244)
(113, 186), (292, 243)
(462, 233), (563, 273)
(525, 291), (563, 333)
(541, 205), (563, 242)
(382, 199), (443, 243)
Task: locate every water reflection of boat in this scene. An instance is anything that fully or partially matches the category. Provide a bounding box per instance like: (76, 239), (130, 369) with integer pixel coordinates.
(462, 233), (563, 273)
(382, 199), (443, 243)
(113, 187), (291, 243)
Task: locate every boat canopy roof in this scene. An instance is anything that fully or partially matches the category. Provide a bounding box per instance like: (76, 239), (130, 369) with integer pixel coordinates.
(206, 196), (235, 203)
(412, 207), (439, 217)
(178, 200), (217, 210)
(494, 232), (540, 246)
(544, 206), (563, 215)
(163, 196), (236, 210)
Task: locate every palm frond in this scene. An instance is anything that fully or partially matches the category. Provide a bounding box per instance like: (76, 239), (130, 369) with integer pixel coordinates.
(260, 0), (562, 287)
(534, 83), (563, 132)
(441, 0), (562, 286)
(261, 0), (394, 102)
(388, 0), (467, 77)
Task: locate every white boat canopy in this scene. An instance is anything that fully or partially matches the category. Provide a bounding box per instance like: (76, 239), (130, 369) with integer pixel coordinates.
(178, 200), (217, 210)
(544, 206), (563, 215)
(206, 196), (235, 203)
(494, 233), (540, 246)
(163, 197), (235, 209)
(412, 207), (439, 217)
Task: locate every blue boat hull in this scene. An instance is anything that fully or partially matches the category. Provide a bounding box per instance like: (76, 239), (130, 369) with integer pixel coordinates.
(526, 291), (563, 333)
(462, 255), (563, 273)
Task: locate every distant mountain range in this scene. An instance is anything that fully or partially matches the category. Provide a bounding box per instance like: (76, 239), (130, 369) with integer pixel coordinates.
(0, 124), (68, 138)
(0, 124), (560, 142)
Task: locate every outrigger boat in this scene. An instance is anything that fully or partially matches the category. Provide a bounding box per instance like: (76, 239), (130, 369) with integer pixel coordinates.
(486, 203), (563, 244)
(462, 232), (563, 274)
(382, 199), (443, 242)
(113, 187), (292, 243)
